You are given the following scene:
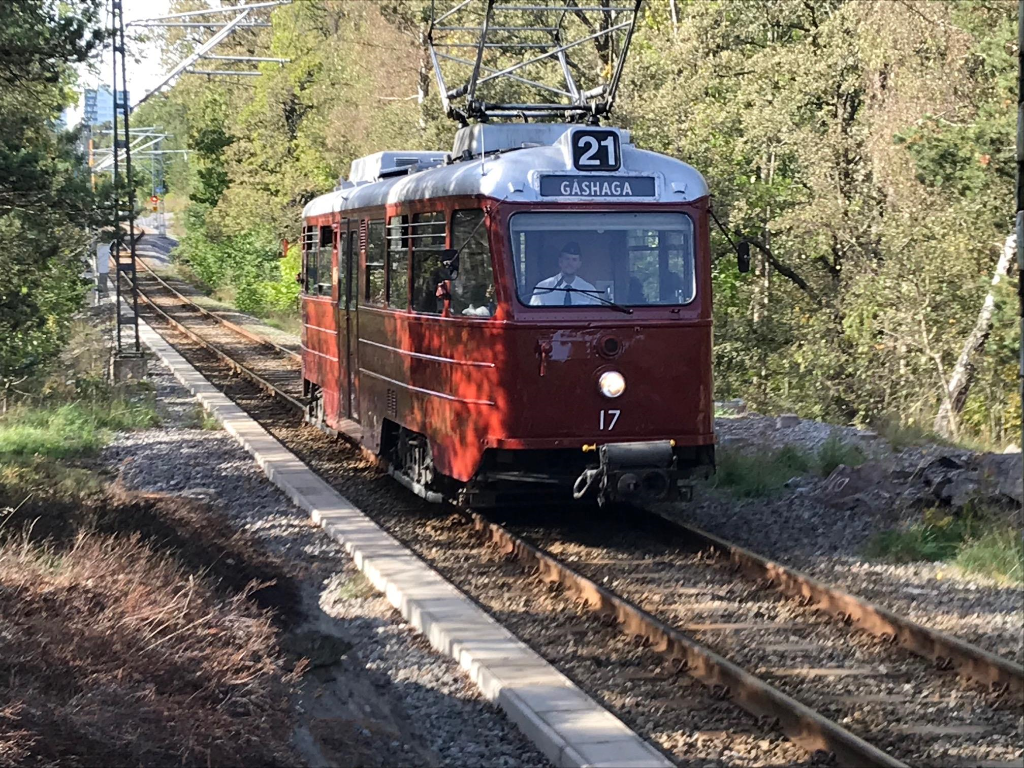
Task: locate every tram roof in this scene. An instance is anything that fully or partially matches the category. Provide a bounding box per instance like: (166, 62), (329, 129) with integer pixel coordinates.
(302, 125), (709, 219)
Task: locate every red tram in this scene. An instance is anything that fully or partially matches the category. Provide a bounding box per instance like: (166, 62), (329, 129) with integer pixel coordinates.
(299, 123), (715, 506)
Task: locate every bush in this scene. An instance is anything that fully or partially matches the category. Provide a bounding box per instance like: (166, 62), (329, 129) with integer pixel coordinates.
(176, 216), (298, 319)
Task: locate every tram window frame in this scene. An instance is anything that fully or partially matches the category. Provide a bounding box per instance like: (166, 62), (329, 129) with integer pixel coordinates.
(410, 210), (448, 315)
(317, 225), (334, 297)
(301, 225), (319, 295)
(509, 212), (696, 308)
(450, 209), (495, 318)
(340, 228), (354, 309)
(386, 215), (409, 310)
(364, 219), (386, 306)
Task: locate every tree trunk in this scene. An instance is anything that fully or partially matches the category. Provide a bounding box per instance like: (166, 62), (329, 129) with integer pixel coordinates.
(933, 233), (1016, 437)
(417, 28), (431, 132)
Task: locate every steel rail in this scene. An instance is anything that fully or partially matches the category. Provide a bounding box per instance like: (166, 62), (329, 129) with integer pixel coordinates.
(121, 272), (306, 414)
(469, 513), (907, 768)
(135, 257), (300, 362)
(673, 520), (1024, 695)
(130, 255), (1020, 699)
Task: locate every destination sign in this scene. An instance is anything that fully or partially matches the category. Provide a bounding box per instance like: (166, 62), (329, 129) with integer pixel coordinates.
(539, 175), (656, 198)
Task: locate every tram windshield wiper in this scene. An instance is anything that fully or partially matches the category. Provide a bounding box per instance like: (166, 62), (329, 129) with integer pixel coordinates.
(535, 287), (634, 314)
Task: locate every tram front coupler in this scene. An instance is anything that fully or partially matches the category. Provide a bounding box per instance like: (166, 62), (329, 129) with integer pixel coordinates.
(573, 440), (677, 505)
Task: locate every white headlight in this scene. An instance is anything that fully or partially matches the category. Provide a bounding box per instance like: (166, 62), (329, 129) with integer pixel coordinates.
(598, 371), (626, 399)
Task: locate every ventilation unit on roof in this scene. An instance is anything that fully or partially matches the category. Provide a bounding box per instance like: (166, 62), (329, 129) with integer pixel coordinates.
(348, 151), (448, 183)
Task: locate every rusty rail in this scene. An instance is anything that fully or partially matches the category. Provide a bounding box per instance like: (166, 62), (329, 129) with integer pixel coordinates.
(469, 513), (907, 768)
(673, 521), (1024, 696)
(135, 256), (301, 362)
(121, 272), (307, 414)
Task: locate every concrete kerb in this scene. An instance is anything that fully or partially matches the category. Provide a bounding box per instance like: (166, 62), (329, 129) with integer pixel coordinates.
(134, 318), (672, 768)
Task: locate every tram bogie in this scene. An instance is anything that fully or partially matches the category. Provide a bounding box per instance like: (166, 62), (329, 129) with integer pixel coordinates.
(299, 123), (715, 507)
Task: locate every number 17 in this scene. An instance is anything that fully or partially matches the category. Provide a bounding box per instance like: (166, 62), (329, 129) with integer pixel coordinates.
(599, 410), (620, 430)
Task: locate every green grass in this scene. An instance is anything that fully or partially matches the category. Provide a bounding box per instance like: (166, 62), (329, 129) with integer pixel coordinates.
(817, 433), (866, 476)
(865, 510), (971, 562)
(331, 572), (377, 601)
(262, 312), (301, 338)
(955, 529), (1023, 584)
(0, 395), (159, 460)
(865, 508), (1023, 584)
(713, 444), (812, 497)
(713, 433), (869, 498)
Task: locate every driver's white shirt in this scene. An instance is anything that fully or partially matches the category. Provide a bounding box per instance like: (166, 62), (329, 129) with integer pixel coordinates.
(529, 273), (600, 306)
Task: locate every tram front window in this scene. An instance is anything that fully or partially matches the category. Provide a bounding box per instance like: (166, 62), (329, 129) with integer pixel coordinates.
(509, 212), (695, 308)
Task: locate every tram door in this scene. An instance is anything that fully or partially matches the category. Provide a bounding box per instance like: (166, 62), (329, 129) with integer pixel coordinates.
(340, 222), (358, 422)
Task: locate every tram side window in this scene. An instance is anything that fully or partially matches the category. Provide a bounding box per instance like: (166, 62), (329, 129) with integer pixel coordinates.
(317, 225), (333, 296)
(450, 210), (494, 317)
(364, 219), (386, 305)
(302, 226), (319, 294)
(387, 215), (409, 310)
(410, 211), (447, 315)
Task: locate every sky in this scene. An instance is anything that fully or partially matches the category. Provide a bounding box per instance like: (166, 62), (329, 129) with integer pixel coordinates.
(68, 0), (176, 125)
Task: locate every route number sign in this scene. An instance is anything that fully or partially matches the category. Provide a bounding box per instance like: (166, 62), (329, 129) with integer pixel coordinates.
(571, 129), (620, 172)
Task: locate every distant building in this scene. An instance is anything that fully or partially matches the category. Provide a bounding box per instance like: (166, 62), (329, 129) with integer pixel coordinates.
(82, 86), (128, 126)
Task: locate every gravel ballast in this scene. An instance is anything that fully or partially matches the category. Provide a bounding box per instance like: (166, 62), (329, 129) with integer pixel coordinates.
(128, 282), (1024, 767)
(134, 309), (819, 766)
(508, 515), (1024, 768)
(103, 358), (548, 768)
(675, 414), (1024, 665)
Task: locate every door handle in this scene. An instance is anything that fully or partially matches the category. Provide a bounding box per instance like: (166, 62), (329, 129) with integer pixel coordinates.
(535, 340), (553, 377)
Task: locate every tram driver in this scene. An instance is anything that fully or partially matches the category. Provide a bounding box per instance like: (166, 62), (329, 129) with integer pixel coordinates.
(529, 242), (601, 306)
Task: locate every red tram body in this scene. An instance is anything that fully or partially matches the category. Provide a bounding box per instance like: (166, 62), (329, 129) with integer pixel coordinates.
(300, 124), (715, 506)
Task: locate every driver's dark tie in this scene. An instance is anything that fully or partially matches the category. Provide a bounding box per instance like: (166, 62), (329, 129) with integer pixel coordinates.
(563, 288), (571, 306)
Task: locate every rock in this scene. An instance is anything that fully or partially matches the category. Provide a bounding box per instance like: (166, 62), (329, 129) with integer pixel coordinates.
(978, 453), (1023, 504)
(784, 475), (813, 490)
(933, 455), (966, 470)
(719, 436), (751, 451)
(279, 630), (353, 669)
(776, 414), (800, 428)
(944, 477), (983, 508)
(1003, 444), (1020, 454)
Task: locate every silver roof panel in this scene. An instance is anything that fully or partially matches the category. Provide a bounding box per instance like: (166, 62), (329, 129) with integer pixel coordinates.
(303, 128), (707, 219)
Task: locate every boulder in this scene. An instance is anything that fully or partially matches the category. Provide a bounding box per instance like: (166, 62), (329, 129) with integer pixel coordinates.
(816, 453), (1018, 512)
(978, 453), (1023, 504)
(776, 414), (801, 428)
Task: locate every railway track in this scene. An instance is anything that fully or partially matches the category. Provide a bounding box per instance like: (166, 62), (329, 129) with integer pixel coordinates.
(119, 263), (1024, 768)
(129, 259), (305, 409)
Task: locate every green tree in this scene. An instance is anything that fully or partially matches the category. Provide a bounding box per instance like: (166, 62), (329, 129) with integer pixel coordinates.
(0, 0), (104, 401)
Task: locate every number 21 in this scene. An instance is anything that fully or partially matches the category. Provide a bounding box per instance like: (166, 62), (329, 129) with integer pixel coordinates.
(578, 135), (617, 167)
(599, 409), (621, 430)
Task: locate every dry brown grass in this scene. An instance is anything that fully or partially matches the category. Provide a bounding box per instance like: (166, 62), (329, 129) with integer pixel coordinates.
(0, 491), (305, 767)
